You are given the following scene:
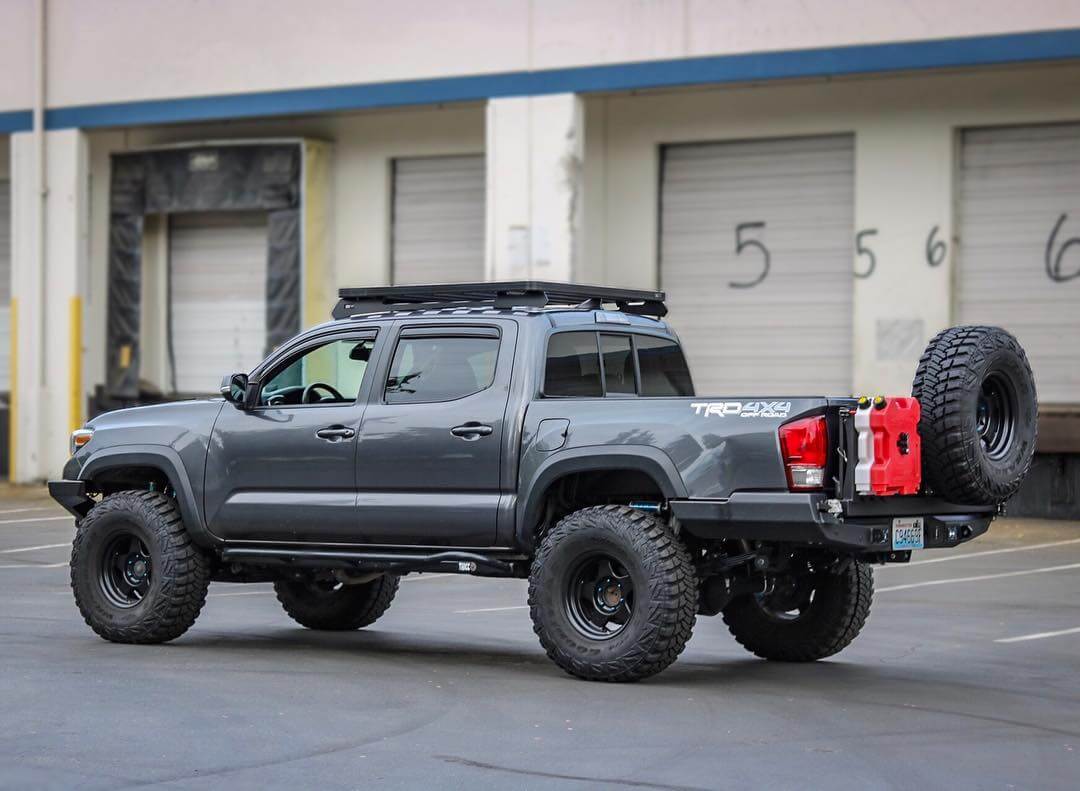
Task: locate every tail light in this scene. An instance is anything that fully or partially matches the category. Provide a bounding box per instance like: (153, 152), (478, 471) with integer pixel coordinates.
(779, 416), (828, 491)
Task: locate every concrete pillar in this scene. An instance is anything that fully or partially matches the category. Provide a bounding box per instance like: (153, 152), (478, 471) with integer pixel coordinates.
(485, 94), (584, 282)
(10, 128), (88, 482)
(851, 119), (955, 397)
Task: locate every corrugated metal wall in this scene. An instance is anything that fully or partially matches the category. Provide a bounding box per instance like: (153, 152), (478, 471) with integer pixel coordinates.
(660, 135), (855, 396)
(391, 155), (485, 285)
(958, 123), (1080, 405)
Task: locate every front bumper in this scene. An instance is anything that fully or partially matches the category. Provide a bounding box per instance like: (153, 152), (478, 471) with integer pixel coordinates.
(48, 480), (95, 520)
(669, 492), (994, 552)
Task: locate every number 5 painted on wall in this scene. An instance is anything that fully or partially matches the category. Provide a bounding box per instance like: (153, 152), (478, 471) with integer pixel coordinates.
(731, 221), (769, 289)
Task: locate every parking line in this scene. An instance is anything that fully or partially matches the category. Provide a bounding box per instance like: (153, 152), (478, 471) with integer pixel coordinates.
(0, 516), (73, 526)
(877, 562), (1080, 593)
(0, 562), (68, 570)
(403, 574), (455, 583)
(995, 626), (1080, 644)
(0, 542), (70, 555)
(880, 538), (1080, 568)
(210, 590), (274, 598)
(0, 507), (63, 516)
(455, 605), (529, 614)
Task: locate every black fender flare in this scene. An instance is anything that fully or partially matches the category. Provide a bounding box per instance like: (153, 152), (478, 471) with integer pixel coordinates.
(515, 445), (687, 551)
(79, 445), (217, 549)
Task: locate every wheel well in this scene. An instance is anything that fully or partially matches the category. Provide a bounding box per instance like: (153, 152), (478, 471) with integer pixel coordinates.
(88, 466), (172, 497)
(532, 469), (665, 539)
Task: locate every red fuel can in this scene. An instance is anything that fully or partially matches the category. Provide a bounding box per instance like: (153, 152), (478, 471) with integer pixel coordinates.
(854, 397), (922, 496)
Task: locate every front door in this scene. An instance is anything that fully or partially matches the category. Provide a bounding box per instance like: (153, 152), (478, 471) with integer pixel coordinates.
(204, 331), (381, 542)
(354, 323), (514, 546)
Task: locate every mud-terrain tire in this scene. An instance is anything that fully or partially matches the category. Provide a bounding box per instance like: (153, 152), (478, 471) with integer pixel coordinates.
(274, 575), (399, 631)
(528, 505), (697, 682)
(722, 561), (873, 662)
(911, 325), (1037, 505)
(71, 490), (211, 644)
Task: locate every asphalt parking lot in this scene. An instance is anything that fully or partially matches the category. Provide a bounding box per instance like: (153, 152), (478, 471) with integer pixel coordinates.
(2, 485), (1079, 790)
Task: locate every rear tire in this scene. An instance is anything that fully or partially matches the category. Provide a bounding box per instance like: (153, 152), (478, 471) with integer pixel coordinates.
(274, 575), (399, 631)
(528, 505), (697, 682)
(722, 560), (873, 662)
(912, 325), (1037, 505)
(71, 490), (211, 644)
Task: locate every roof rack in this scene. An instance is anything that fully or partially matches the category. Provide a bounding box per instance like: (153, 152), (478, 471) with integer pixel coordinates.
(332, 281), (667, 319)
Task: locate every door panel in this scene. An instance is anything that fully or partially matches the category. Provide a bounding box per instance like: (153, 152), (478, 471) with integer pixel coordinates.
(354, 323), (516, 546)
(204, 333), (380, 542)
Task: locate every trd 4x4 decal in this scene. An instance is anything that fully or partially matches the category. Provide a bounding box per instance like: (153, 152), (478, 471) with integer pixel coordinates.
(690, 401), (792, 418)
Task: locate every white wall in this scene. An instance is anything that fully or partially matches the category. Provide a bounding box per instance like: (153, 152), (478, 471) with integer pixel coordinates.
(2, 1), (1080, 113)
(82, 104), (485, 396)
(582, 61), (1080, 396)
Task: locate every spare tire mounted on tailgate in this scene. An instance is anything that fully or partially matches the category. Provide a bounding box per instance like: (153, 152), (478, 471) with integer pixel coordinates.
(912, 325), (1037, 505)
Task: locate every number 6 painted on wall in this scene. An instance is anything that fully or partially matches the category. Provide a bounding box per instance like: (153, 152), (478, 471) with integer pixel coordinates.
(731, 221), (769, 288)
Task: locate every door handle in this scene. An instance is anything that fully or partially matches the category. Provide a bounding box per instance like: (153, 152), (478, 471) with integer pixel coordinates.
(315, 425), (355, 441)
(450, 423), (493, 439)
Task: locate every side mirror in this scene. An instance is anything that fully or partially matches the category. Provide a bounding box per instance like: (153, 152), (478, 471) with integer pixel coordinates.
(220, 373), (250, 408)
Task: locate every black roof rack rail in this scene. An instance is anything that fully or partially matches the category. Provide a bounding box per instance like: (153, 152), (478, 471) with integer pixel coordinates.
(332, 281), (667, 319)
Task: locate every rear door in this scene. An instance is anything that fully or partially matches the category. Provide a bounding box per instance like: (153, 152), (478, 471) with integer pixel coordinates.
(354, 321), (516, 546)
(204, 329), (383, 542)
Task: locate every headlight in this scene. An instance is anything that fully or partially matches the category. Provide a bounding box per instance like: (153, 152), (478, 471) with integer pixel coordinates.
(70, 428), (94, 456)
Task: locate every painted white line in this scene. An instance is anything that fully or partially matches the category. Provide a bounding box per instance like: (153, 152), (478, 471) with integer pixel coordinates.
(210, 590), (274, 598)
(995, 626), (1080, 644)
(0, 516), (73, 526)
(0, 542), (70, 555)
(454, 605), (529, 614)
(0, 507), (63, 516)
(877, 562), (1080, 593)
(0, 562), (68, 570)
(403, 574), (455, 583)
(880, 538), (1080, 568)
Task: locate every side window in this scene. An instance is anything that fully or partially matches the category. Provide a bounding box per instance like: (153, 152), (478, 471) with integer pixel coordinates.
(260, 338), (375, 406)
(636, 335), (694, 396)
(600, 333), (635, 395)
(385, 335), (499, 404)
(545, 332), (602, 397)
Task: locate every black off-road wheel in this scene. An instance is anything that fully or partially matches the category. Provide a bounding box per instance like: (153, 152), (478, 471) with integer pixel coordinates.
(528, 505), (697, 682)
(274, 575), (399, 631)
(722, 560), (873, 662)
(912, 325), (1037, 505)
(71, 490), (211, 644)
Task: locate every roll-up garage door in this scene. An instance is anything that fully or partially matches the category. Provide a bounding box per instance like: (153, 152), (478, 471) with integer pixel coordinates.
(169, 212), (268, 394)
(661, 135), (855, 396)
(0, 180), (10, 393)
(958, 123), (1080, 405)
(392, 155), (485, 285)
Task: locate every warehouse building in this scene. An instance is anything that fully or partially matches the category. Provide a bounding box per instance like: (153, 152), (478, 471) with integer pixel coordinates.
(1, 2), (1079, 516)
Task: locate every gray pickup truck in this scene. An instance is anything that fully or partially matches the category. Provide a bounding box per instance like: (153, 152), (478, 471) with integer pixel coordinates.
(49, 282), (1037, 682)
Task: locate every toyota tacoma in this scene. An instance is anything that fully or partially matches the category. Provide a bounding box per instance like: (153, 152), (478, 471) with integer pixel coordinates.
(50, 282), (1038, 682)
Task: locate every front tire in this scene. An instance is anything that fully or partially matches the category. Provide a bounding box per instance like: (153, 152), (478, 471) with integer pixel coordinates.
(528, 505), (697, 682)
(274, 575), (399, 631)
(722, 560), (873, 662)
(71, 490), (211, 644)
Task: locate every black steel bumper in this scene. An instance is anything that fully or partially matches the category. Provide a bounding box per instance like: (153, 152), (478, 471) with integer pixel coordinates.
(669, 492), (995, 552)
(48, 480), (95, 520)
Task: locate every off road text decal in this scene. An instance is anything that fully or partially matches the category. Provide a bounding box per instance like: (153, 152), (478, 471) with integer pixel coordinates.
(690, 401), (792, 418)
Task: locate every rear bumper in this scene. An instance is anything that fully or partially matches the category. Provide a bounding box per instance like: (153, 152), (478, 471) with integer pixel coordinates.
(669, 493), (994, 552)
(48, 480), (95, 520)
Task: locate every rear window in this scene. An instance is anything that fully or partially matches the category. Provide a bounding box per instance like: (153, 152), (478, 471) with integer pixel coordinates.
(544, 331), (694, 398)
(637, 335), (693, 396)
(545, 332), (602, 397)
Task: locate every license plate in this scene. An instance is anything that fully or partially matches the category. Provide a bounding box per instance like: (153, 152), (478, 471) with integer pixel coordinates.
(892, 517), (925, 550)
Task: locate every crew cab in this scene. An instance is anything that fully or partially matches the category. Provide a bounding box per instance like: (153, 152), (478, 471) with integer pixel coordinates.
(50, 282), (1037, 681)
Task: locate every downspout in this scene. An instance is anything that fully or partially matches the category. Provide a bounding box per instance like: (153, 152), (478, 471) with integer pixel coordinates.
(34, 0), (47, 387)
